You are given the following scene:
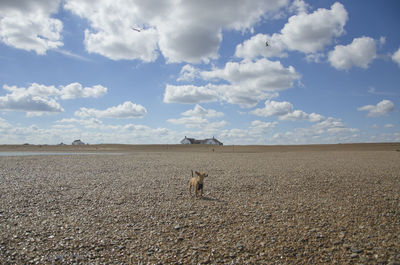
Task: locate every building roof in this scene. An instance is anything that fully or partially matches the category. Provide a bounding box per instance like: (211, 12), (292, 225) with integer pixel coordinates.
(181, 136), (223, 145)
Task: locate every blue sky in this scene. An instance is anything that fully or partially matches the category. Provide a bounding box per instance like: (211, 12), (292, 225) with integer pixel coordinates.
(0, 0), (399, 145)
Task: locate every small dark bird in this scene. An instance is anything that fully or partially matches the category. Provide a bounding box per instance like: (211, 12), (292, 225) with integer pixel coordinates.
(131, 27), (141, 32)
(266, 41), (269, 47)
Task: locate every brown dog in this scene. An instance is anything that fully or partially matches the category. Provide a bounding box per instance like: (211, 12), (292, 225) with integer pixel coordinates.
(188, 170), (208, 197)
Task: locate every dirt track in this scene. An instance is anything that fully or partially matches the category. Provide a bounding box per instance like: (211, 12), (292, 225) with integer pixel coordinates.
(1, 145), (399, 264)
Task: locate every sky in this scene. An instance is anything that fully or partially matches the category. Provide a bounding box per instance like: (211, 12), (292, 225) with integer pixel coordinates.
(0, 0), (399, 145)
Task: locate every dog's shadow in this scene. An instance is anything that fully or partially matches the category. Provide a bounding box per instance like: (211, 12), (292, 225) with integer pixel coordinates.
(199, 195), (226, 203)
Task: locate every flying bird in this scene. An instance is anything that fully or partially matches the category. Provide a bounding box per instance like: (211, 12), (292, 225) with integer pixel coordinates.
(131, 27), (141, 32)
(265, 41), (269, 47)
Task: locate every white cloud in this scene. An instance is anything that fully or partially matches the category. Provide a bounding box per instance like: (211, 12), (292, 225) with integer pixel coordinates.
(57, 118), (104, 129)
(201, 59), (298, 92)
(328, 36), (377, 70)
(392, 47), (400, 68)
(0, 118), (178, 145)
(235, 2), (348, 60)
(219, 85), (280, 109)
(167, 116), (228, 129)
(384, 124), (395, 128)
(74, 101), (147, 119)
(280, 110), (325, 122)
(305, 52), (325, 63)
(181, 104), (224, 118)
(0, 117), (11, 131)
(235, 33), (288, 60)
(64, 0), (289, 63)
(272, 117), (359, 144)
(155, 0), (289, 63)
(250, 100), (325, 122)
(167, 116), (209, 129)
(83, 27), (159, 62)
(55, 49), (92, 62)
(177, 64), (200, 82)
(0, 0), (63, 54)
(250, 120), (277, 134)
(168, 103), (227, 129)
(0, 84), (64, 115)
(64, 0), (159, 62)
(281, 2), (347, 54)
(250, 100), (293, 117)
(0, 82), (108, 116)
(358, 99), (395, 117)
(171, 58), (300, 108)
(163, 84), (219, 104)
(288, 0), (310, 14)
(202, 59), (300, 107)
(60, 83), (107, 99)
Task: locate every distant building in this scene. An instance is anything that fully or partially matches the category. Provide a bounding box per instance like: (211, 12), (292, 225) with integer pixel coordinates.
(72, 139), (85, 145)
(180, 136), (223, 146)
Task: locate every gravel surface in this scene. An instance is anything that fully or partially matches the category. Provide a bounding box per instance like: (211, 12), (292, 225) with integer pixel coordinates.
(0, 150), (399, 264)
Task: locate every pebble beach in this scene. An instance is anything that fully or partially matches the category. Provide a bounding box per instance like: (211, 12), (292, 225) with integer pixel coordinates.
(0, 144), (399, 264)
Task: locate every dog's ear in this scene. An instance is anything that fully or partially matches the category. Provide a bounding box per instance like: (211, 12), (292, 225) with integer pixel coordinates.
(195, 171), (200, 176)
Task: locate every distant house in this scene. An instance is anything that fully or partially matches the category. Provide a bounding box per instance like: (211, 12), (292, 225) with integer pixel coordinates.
(181, 136), (223, 146)
(72, 139), (85, 145)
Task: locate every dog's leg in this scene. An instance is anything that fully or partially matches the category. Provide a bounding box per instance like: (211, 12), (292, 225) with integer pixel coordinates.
(195, 184), (198, 198)
(189, 182), (192, 196)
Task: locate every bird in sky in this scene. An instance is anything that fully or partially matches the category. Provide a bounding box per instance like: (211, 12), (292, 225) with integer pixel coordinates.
(131, 27), (141, 32)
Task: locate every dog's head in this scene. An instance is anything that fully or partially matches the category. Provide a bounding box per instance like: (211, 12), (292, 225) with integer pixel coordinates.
(195, 171), (208, 181)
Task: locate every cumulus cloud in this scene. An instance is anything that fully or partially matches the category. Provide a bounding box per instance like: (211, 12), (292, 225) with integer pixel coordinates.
(0, 82), (108, 116)
(357, 99), (395, 117)
(328, 36), (377, 70)
(177, 64), (201, 82)
(250, 120), (277, 134)
(60, 83), (107, 99)
(83, 28), (159, 62)
(392, 47), (400, 68)
(171, 59), (300, 107)
(64, 0), (289, 63)
(74, 101), (147, 119)
(235, 2), (348, 60)
(280, 110), (325, 122)
(0, 117), (11, 130)
(64, 0), (159, 62)
(201, 59), (298, 91)
(163, 84), (219, 104)
(200, 59), (300, 92)
(288, 0), (310, 14)
(235, 33), (288, 60)
(167, 116), (209, 128)
(205, 59), (300, 107)
(250, 100), (325, 122)
(167, 116), (227, 129)
(250, 100), (293, 117)
(181, 104), (224, 118)
(57, 118), (104, 129)
(0, 84), (64, 115)
(281, 2), (347, 54)
(0, 0), (63, 54)
(168, 103), (227, 129)
(272, 117), (359, 144)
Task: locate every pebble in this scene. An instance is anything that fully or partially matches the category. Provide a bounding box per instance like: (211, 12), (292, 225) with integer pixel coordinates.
(0, 149), (399, 264)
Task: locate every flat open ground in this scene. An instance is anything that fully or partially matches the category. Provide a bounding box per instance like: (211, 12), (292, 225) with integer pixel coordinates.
(1, 143), (399, 264)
